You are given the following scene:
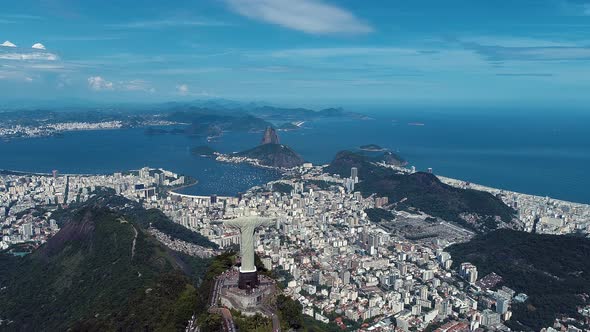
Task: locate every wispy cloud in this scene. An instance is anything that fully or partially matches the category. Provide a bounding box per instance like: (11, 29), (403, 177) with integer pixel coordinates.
(88, 76), (113, 90)
(87, 76), (156, 92)
(495, 73), (555, 77)
(175, 83), (215, 97)
(224, 0), (372, 35)
(459, 36), (578, 48)
(0, 69), (35, 82)
(0, 13), (42, 20)
(121, 79), (155, 93)
(47, 35), (123, 42)
(107, 19), (228, 29)
(177, 84), (189, 95)
(0, 51), (58, 61)
(0, 13), (42, 24)
(461, 39), (590, 62)
(270, 47), (419, 58)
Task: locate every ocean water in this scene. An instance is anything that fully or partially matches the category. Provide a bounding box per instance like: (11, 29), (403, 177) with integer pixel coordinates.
(281, 108), (590, 204)
(0, 108), (588, 203)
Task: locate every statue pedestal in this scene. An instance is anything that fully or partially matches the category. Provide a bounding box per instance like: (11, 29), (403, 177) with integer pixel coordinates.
(238, 270), (259, 290)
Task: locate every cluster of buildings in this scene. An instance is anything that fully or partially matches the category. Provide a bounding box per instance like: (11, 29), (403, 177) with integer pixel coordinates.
(0, 121), (124, 139)
(3, 159), (589, 330)
(148, 227), (216, 258)
(137, 165), (527, 330)
(0, 167), (185, 250)
(439, 176), (590, 236)
(0, 120), (178, 139)
(377, 163), (590, 237)
(0, 172), (65, 249)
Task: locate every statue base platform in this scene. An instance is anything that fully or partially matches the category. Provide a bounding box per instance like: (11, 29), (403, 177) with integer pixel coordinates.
(238, 270), (259, 290)
(218, 269), (276, 317)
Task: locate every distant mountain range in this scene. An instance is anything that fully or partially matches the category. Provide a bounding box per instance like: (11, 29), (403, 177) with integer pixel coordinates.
(0, 100), (366, 142)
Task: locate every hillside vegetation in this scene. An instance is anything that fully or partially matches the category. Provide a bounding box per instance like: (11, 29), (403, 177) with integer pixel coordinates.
(447, 229), (590, 331)
(326, 151), (516, 232)
(0, 193), (212, 331)
(236, 143), (305, 168)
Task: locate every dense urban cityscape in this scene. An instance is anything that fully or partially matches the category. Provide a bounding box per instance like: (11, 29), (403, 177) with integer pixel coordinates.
(0, 120), (179, 139)
(2, 159), (589, 330)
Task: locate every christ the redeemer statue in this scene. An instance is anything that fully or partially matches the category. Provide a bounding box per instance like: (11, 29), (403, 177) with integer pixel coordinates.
(224, 216), (274, 289)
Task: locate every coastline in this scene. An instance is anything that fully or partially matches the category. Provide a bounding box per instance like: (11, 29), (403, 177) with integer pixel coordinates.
(3, 161), (589, 209)
(0, 121), (181, 141)
(212, 152), (294, 172)
(436, 174), (590, 209)
(376, 162), (590, 207)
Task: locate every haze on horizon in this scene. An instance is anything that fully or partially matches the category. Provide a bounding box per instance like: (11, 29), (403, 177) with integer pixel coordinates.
(1, 0), (590, 107)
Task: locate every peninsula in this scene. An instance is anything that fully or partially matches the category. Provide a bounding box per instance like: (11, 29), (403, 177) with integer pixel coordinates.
(215, 127), (305, 169)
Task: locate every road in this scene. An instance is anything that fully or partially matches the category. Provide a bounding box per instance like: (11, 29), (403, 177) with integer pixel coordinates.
(207, 274), (237, 332)
(209, 307), (236, 332)
(131, 226), (138, 259)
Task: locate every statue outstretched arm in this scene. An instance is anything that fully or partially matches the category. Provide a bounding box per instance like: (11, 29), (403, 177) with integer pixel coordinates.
(224, 217), (274, 229)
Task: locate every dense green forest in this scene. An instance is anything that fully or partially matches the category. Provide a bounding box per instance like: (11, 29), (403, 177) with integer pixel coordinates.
(271, 182), (294, 194)
(364, 208), (395, 223)
(447, 229), (590, 330)
(0, 195), (212, 331)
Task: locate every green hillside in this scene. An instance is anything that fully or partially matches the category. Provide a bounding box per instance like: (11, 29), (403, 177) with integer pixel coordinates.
(0, 194), (211, 331)
(236, 143), (304, 168)
(326, 150), (516, 232)
(447, 229), (590, 331)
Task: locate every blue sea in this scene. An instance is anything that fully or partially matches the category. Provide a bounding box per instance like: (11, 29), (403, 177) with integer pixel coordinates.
(1, 107), (588, 203)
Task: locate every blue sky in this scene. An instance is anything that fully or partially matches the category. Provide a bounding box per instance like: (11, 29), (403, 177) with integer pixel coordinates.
(1, 0), (590, 107)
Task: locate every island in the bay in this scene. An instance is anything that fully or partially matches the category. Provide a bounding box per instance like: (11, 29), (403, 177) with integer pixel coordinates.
(198, 127), (305, 169)
(234, 127), (305, 169)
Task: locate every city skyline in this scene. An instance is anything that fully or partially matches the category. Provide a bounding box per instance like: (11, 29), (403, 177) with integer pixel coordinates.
(1, 0), (590, 106)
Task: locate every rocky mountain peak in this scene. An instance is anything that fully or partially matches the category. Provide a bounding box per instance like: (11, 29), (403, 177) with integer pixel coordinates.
(261, 126), (280, 145)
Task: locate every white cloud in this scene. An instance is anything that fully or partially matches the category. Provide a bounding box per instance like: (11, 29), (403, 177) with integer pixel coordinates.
(224, 0), (372, 35)
(88, 76), (114, 91)
(0, 52), (58, 61)
(31, 43), (46, 50)
(1, 40), (17, 47)
(177, 84), (189, 95)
